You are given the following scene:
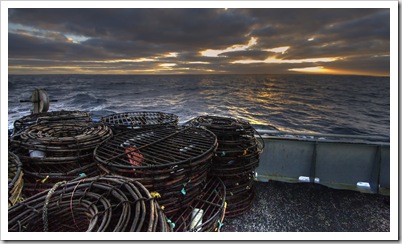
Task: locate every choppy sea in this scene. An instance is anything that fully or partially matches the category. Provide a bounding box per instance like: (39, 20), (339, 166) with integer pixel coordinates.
(8, 74), (390, 138)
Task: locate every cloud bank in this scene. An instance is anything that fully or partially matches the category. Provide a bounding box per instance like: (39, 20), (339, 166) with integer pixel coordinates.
(8, 8), (390, 76)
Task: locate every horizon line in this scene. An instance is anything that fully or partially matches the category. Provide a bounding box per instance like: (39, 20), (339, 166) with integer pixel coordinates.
(7, 73), (390, 78)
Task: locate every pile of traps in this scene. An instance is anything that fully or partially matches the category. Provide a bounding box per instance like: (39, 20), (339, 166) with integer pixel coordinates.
(12, 110), (91, 135)
(94, 126), (218, 218)
(101, 111), (179, 132)
(9, 122), (113, 197)
(185, 116), (263, 217)
(8, 175), (172, 232)
(8, 109), (261, 232)
(8, 151), (23, 207)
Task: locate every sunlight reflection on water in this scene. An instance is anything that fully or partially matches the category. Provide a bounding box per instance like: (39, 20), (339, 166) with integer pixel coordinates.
(8, 74), (389, 137)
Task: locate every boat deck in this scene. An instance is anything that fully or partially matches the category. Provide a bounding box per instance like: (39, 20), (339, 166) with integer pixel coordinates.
(221, 180), (390, 232)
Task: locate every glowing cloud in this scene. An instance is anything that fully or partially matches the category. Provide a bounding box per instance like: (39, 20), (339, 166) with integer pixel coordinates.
(264, 46), (290, 54)
(232, 56), (339, 64)
(164, 52), (178, 58)
(159, 63), (176, 67)
(64, 34), (90, 43)
(92, 58), (158, 63)
(288, 66), (330, 73)
(187, 61), (210, 64)
(200, 37), (258, 57)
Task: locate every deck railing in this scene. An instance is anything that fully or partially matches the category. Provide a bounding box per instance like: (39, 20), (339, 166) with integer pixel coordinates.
(255, 130), (390, 195)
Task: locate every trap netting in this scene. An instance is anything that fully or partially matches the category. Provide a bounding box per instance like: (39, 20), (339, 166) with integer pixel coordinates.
(13, 110), (91, 135)
(95, 126), (217, 217)
(185, 115), (264, 217)
(101, 111), (179, 132)
(8, 151), (23, 207)
(10, 122), (113, 197)
(8, 175), (172, 232)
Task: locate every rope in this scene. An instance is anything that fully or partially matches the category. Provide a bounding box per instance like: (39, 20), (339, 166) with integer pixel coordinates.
(43, 181), (66, 232)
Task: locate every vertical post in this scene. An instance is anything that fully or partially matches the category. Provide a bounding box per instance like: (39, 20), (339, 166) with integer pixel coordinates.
(369, 145), (382, 194)
(31, 89), (49, 114)
(32, 89), (40, 114)
(310, 141), (317, 183)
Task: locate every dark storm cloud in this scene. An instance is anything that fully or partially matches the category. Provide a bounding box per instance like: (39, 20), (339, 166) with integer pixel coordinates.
(244, 9), (389, 51)
(80, 38), (165, 59)
(8, 8), (390, 75)
(9, 32), (68, 58)
(323, 54), (390, 75)
(217, 62), (300, 74)
(9, 9), (253, 49)
(276, 37), (389, 60)
(321, 10), (390, 41)
(269, 9), (390, 60)
(9, 32), (119, 61)
(217, 50), (275, 60)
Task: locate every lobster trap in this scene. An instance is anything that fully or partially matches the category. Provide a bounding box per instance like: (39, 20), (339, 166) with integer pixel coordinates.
(8, 151), (23, 207)
(13, 110), (91, 135)
(169, 176), (227, 232)
(94, 126), (217, 217)
(185, 116), (263, 217)
(101, 111), (179, 132)
(8, 175), (172, 232)
(9, 122), (113, 197)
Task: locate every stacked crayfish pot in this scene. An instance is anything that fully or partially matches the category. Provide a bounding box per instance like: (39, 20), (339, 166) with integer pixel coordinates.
(94, 126), (219, 222)
(185, 116), (263, 217)
(101, 111), (179, 133)
(8, 151), (23, 207)
(9, 122), (113, 197)
(12, 110), (91, 135)
(8, 175), (172, 232)
(169, 176), (227, 232)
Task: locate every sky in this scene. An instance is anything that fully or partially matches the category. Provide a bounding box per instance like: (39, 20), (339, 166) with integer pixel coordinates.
(7, 7), (390, 76)
(1, 3), (399, 241)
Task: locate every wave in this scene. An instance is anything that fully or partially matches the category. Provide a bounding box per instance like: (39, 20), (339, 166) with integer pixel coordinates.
(8, 74), (390, 137)
(67, 93), (107, 110)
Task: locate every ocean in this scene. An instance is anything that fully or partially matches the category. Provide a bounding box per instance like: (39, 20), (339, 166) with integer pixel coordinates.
(8, 74), (390, 138)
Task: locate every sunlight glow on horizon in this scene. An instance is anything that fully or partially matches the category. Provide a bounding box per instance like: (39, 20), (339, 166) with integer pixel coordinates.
(287, 66), (388, 76)
(288, 66), (330, 73)
(8, 63), (388, 76)
(8, 64), (223, 75)
(7, 46), (385, 77)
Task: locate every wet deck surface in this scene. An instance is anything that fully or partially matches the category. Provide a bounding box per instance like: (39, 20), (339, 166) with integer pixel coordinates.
(221, 181), (390, 232)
